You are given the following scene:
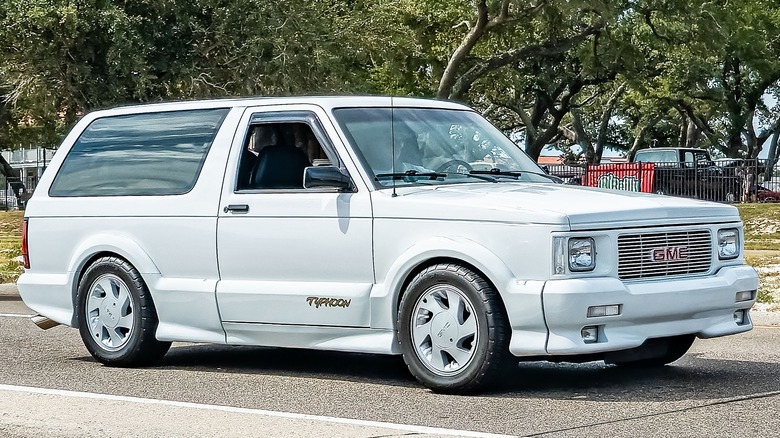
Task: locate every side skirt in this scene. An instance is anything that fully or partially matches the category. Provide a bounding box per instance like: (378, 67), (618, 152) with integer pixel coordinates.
(222, 322), (399, 355)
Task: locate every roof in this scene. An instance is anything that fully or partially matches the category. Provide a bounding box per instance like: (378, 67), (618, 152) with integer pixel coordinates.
(635, 147), (707, 153)
(86, 96), (474, 118)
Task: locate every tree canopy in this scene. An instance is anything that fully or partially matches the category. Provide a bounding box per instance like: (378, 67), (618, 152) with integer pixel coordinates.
(2, 0), (779, 161)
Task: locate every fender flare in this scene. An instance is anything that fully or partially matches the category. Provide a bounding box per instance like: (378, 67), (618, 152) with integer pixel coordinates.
(67, 233), (161, 276)
(369, 236), (516, 330)
(65, 233), (161, 324)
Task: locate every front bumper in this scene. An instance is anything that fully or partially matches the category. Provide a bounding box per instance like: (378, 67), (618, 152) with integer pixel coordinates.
(541, 265), (759, 355)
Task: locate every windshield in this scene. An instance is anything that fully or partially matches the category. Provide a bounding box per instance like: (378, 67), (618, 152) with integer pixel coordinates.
(332, 107), (550, 188)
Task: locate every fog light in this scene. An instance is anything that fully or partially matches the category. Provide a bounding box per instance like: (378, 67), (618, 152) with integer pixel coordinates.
(581, 326), (599, 343)
(735, 291), (754, 302)
(734, 310), (746, 325)
(587, 304), (621, 318)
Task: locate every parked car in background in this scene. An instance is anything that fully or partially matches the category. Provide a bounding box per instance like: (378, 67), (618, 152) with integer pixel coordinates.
(633, 148), (737, 201)
(757, 185), (780, 202)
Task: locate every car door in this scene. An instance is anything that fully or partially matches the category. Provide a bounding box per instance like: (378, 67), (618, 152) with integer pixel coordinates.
(215, 104), (374, 328)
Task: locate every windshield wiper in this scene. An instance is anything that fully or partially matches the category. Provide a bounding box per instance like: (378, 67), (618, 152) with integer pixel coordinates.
(469, 169), (521, 180)
(375, 169), (447, 181)
(446, 172), (498, 182)
(470, 168), (562, 182)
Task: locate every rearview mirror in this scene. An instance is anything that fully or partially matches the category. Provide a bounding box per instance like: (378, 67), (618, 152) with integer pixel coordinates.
(303, 166), (353, 191)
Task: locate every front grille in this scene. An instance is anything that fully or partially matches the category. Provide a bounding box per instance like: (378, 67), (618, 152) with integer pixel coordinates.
(618, 230), (712, 280)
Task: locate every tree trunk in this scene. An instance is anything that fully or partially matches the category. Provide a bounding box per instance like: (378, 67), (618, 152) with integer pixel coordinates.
(766, 131), (780, 182)
(436, 1), (491, 99)
(570, 108), (594, 162)
(678, 113), (687, 147)
(685, 120), (701, 148)
(436, 0), (514, 99)
(593, 83), (626, 163)
(626, 117), (660, 161)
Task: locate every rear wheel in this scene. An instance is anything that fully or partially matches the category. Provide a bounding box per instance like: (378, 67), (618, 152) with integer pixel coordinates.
(397, 263), (511, 394)
(76, 257), (171, 366)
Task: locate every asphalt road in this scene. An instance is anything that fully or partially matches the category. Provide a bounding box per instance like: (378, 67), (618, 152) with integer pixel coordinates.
(2, 295), (780, 438)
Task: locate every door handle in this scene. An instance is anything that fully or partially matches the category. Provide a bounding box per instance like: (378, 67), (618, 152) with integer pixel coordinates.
(224, 204), (249, 213)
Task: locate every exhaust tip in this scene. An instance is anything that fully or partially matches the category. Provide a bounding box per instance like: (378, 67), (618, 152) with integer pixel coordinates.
(31, 314), (60, 330)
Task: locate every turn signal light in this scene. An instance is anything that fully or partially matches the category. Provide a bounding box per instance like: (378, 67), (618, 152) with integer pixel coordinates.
(735, 291), (754, 302)
(587, 304), (621, 317)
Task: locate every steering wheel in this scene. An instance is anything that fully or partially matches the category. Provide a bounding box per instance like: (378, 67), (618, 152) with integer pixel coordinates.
(435, 159), (473, 173)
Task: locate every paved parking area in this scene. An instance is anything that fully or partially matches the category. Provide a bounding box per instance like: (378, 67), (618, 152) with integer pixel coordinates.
(2, 295), (779, 437)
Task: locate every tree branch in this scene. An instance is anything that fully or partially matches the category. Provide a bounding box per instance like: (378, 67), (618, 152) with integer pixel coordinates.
(436, 0), (491, 99)
(448, 20), (605, 99)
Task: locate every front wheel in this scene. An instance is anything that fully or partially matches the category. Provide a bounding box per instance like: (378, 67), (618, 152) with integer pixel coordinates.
(397, 263), (511, 394)
(76, 257), (171, 366)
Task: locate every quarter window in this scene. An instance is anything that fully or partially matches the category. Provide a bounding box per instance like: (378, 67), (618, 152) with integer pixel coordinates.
(49, 108), (229, 197)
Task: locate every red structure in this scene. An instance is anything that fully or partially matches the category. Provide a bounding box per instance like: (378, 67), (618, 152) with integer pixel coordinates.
(585, 163), (656, 193)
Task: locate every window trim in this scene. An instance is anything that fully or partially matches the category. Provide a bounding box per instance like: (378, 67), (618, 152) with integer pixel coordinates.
(234, 111), (354, 193)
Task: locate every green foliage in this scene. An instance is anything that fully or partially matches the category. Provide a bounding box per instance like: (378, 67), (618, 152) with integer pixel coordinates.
(0, 0), (373, 148)
(1, 0), (779, 159)
(618, 0), (780, 158)
(0, 210), (23, 284)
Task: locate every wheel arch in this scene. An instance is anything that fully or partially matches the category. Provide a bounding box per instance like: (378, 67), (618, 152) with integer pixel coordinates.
(394, 256), (506, 320)
(67, 235), (161, 326)
(370, 237), (516, 331)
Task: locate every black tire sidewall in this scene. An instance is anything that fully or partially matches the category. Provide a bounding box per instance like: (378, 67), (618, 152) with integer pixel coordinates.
(397, 265), (507, 393)
(76, 259), (147, 364)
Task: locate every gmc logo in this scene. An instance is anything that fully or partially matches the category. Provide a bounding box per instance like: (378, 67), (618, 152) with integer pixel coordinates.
(650, 246), (688, 262)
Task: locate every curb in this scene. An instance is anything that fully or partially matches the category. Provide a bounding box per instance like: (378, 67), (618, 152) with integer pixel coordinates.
(0, 283), (18, 297)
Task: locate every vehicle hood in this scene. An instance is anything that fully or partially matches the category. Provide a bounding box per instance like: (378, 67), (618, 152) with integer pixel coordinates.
(370, 183), (741, 230)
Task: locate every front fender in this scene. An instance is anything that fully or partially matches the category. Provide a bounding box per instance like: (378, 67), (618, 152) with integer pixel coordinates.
(369, 236), (546, 356)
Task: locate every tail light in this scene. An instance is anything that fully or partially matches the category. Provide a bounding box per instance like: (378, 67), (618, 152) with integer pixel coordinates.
(22, 218), (29, 269)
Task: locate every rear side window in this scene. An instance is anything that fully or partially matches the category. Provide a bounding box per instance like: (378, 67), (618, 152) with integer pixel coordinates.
(634, 150), (675, 163)
(49, 108), (229, 197)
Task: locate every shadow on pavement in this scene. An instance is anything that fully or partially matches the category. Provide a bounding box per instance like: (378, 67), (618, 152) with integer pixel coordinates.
(122, 343), (779, 400)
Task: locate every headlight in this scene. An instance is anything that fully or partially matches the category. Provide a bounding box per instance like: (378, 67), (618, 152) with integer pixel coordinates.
(718, 228), (740, 259)
(568, 237), (596, 271)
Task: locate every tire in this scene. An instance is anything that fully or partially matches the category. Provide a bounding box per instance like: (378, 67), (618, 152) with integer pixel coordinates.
(607, 335), (695, 368)
(76, 257), (171, 366)
(397, 263), (511, 394)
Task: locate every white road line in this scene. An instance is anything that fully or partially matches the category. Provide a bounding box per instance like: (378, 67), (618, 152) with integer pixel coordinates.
(0, 384), (517, 438)
(0, 313), (33, 318)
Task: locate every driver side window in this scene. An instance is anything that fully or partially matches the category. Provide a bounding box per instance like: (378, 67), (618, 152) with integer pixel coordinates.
(236, 122), (330, 190)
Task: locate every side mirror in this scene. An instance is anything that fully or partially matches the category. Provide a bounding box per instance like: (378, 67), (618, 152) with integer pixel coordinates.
(303, 166), (353, 191)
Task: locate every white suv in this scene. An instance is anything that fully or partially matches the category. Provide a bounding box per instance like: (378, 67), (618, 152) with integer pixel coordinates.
(18, 96), (758, 393)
